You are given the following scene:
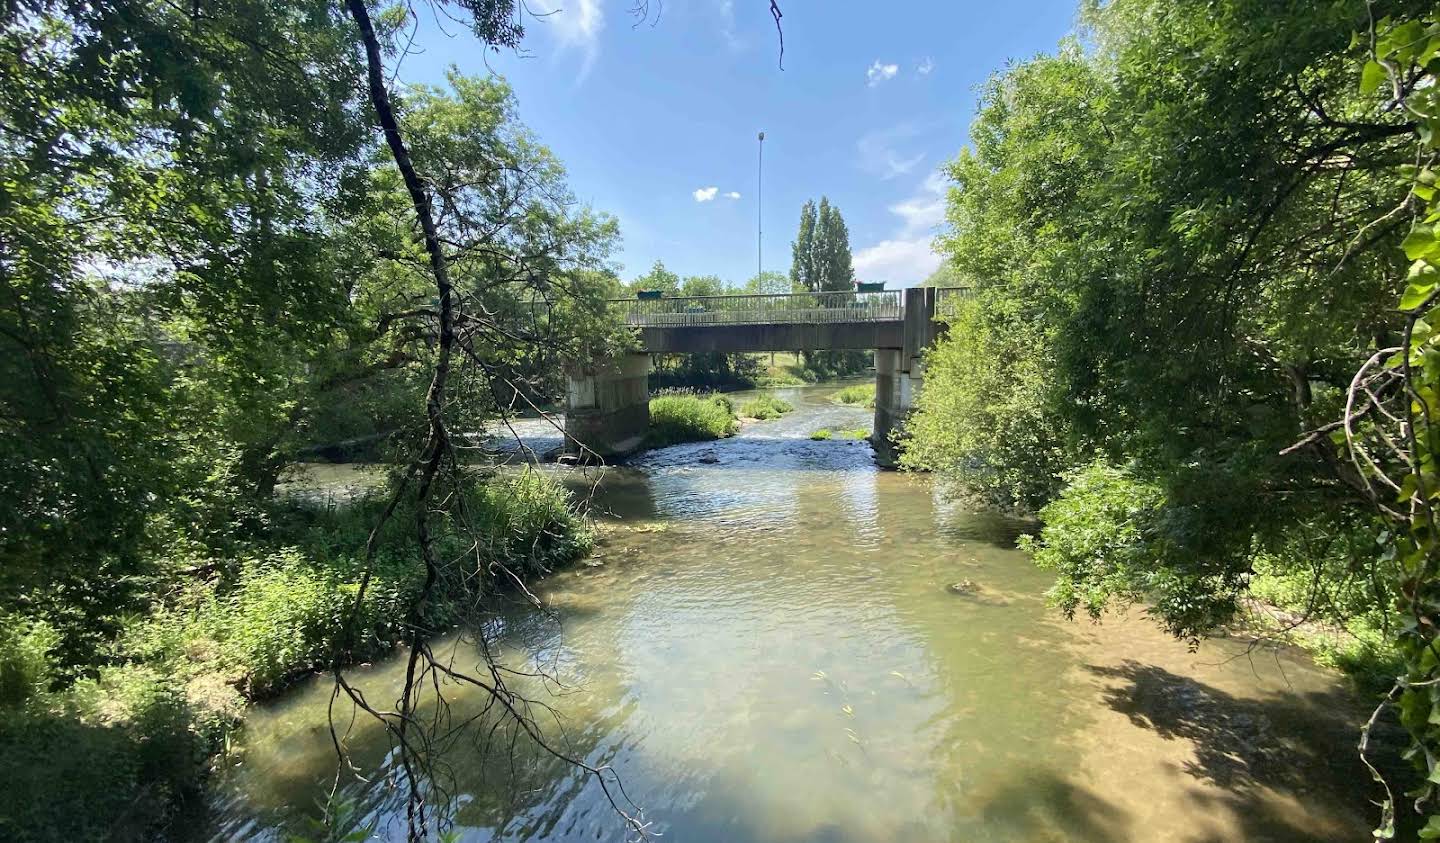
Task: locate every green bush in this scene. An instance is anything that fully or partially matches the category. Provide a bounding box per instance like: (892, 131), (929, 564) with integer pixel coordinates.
(1020, 461), (1247, 640)
(0, 666), (213, 842)
(739, 393), (794, 420)
(128, 469), (592, 697)
(832, 383), (876, 408)
(809, 428), (833, 440)
(0, 613), (59, 706)
(648, 394), (738, 446)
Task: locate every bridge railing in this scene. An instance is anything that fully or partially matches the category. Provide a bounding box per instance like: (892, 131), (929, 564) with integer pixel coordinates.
(611, 290), (903, 327)
(934, 286), (975, 320)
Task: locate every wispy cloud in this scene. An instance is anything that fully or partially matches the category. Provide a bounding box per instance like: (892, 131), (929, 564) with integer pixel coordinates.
(917, 56), (935, 77)
(531, 0), (605, 82)
(853, 170), (950, 284)
(718, 0), (743, 48)
(866, 60), (899, 87)
(693, 186), (720, 202)
(889, 171), (948, 234)
(724, 191), (741, 200)
(857, 124), (926, 180)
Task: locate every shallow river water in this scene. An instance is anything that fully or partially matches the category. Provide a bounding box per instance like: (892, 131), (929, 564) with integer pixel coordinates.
(207, 382), (1380, 842)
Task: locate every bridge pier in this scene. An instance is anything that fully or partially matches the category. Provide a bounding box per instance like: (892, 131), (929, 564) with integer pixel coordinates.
(873, 349), (924, 467)
(563, 353), (651, 459)
(873, 287), (938, 468)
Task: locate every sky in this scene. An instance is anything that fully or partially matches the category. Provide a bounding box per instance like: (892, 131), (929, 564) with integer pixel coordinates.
(394, 0), (1079, 287)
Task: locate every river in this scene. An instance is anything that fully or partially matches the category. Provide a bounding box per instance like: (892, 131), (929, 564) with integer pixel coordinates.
(204, 382), (1379, 842)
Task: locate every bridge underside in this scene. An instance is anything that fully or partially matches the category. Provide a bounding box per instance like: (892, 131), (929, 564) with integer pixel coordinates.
(564, 287), (958, 465)
(636, 321), (903, 354)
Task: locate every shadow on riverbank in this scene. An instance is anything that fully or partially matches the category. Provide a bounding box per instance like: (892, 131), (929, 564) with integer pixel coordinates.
(1086, 659), (1406, 841)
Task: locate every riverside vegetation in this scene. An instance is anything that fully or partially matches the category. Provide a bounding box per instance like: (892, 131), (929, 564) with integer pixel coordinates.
(900, 1), (1440, 835)
(0, 3), (629, 838)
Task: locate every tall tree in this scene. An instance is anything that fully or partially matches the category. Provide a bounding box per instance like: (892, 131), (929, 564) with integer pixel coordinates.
(790, 199), (819, 293)
(814, 197), (856, 292)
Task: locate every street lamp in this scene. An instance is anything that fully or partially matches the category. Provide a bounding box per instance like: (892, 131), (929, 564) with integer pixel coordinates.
(757, 131), (765, 283)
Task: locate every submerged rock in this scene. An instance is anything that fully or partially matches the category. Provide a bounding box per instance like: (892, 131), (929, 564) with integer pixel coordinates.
(947, 580), (979, 595)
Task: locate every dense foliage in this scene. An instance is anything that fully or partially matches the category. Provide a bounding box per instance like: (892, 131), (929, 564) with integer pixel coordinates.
(902, 0), (1438, 833)
(0, 1), (623, 836)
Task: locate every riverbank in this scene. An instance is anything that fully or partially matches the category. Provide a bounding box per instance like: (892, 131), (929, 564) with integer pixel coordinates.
(0, 467), (593, 842)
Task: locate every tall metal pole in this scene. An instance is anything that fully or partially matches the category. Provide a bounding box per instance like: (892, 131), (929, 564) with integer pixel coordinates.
(757, 131), (765, 282)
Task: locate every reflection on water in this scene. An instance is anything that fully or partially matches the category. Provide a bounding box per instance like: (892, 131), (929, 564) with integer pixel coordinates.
(209, 383), (1379, 842)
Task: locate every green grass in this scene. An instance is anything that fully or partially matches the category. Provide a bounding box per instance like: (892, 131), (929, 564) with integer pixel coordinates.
(739, 393), (795, 420)
(810, 428), (833, 440)
(648, 393), (739, 446)
(839, 427), (871, 440)
(833, 383), (876, 408)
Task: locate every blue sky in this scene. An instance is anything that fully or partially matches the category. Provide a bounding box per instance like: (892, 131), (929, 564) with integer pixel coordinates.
(396, 0), (1078, 286)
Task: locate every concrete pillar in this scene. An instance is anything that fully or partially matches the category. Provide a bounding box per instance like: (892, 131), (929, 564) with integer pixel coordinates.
(873, 287), (937, 468)
(564, 353), (651, 459)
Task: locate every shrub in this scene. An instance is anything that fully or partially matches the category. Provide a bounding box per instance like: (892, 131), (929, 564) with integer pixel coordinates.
(809, 428), (833, 440)
(0, 666), (212, 842)
(833, 384), (876, 408)
(739, 393), (794, 420)
(0, 613), (59, 707)
(1020, 461), (1248, 640)
(648, 394), (738, 446)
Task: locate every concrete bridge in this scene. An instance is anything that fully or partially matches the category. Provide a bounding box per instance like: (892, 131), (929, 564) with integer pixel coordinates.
(564, 286), (970, 465)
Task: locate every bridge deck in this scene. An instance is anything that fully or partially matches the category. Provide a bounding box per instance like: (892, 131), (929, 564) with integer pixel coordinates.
(610, 287), (971, 328)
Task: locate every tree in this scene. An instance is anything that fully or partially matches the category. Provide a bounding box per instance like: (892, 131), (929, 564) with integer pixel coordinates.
(745, 271), (793, 294)
(631, 260), (682, 295)
(681, 274), (729, 297)
(790, 197), (861, 371)
(790, 200), (819, 293)
(813, 197), (856, 292)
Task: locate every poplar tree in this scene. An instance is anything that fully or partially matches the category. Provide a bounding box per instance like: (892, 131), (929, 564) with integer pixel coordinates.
(790, 199), (819, 293)
(814, 197), (856, 293)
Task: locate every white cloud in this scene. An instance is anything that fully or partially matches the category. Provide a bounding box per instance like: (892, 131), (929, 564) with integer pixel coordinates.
(853, 170), (950, 285)
(857, 125), (926, 180)
(693, 186), (719, 202)
(889, 171), (949, 234)
(718, 0), (743, 48)
(917, 57), (935, 77)
(866, 60), (899, 87)
(724, 191), (741, 200)
(854, 238), (941, 284)
(531, 0), (605, 82)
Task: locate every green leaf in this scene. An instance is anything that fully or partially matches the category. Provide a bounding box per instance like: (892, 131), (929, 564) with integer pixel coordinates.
(1362, 60), (1387, 95)
(1403, 227), (1438, 260)
(1401, 280), (1437, 311)
(1418, 814), (1440, 839)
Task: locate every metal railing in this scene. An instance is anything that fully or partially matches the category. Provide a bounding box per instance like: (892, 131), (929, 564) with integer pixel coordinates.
(934, 286), (975, 319)
(610, 290), (903, 327)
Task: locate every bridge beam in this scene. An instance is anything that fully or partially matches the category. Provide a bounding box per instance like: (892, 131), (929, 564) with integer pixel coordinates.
(564, 353), (651, 459)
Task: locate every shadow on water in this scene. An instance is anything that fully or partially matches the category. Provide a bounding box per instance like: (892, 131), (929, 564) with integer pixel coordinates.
(971, 769), (1132, 843)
